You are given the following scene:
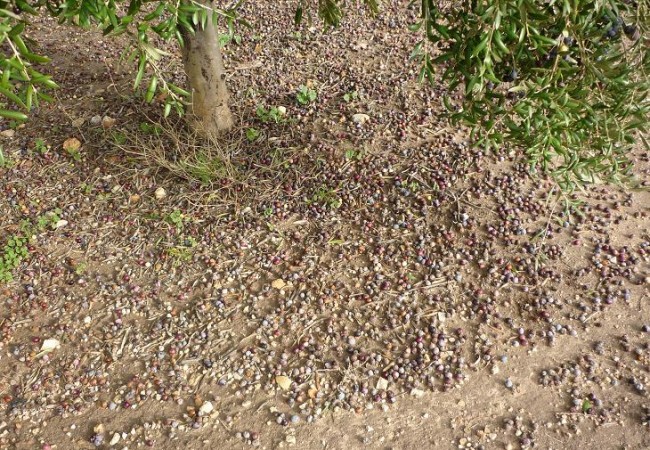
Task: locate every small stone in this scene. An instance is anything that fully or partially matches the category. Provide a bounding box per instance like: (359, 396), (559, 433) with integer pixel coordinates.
(40, 338), (60, 352)
(154, 187), (166, 200)
(55, 220), (68, 229)
(286, 435), (296, 444)
(352, 113), (370, 124)
(109, 433), (120, 446)
(376, 378), (389, 391)
(277, 106), (287, 115)
(71, 117), (85, 128)
(505, 378), (513, 389)
(198, 401), (214, 416)
(354, 41), (368, 50)
(410, 388), (425, 398)
(90, 434), (104, 447)
(0, 129), (15, 138)
(90, 115), (102, 125)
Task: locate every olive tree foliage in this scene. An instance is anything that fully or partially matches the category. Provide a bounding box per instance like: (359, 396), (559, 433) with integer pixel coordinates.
(0, 0), (648, 190)
(411, 0), (648, 190)
(0, 0), (249, 124)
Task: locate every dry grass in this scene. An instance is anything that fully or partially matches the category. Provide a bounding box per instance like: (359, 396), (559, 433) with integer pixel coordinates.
(121, 118), (241, 185)
(107, 114), (322, 217)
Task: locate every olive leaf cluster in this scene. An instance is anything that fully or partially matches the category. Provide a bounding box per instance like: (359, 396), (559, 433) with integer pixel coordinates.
(412, 0), (649, 190)
(0, 0), (244, 120)
(0, 2), (57, 121)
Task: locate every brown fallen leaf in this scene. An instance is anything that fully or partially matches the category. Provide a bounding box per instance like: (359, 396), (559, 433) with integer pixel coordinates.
(275, 375), (292, 391)
(308, 387), (318, 399)
(271, 279), (286, 290)
(63, 137), (81, 152)
(101, 116), (116, 129)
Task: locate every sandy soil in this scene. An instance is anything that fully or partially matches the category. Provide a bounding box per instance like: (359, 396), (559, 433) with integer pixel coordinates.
(1, 2), (649, 450)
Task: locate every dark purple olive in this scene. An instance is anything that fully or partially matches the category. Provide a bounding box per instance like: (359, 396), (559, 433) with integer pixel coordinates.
(503, 69), (518, 82)
(624, 24), (639, 39)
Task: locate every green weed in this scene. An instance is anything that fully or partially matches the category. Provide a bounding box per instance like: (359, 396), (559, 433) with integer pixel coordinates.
(256, 105), (286, 124)
(344, 149), (362, 160)
(139, 122), (162, 135)
(308, 185), (342, 209)
(74, 261), (88, 275)
(64, 146), (81, 161)
(343, 91), (358, 103)
(246, 127), (261, 142)
(80, 182), (93, 195)
(112, 131), (127, 145)
(165, 209), (185, 232)
(0, 235), (29, 283)
(36, 208), (62, 231)
(180, 153), (228, 185)
(34, 138), (48, 154)
(167, 236), (197, 265)
(296, 85), (317, 105)
(0, 146), (10, 168)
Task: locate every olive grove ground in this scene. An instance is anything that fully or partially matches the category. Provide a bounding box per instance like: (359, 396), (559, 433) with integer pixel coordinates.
(0, 2), (649, 449)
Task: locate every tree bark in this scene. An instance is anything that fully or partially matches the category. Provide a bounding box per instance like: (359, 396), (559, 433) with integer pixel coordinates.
(181, 15), (234, 137)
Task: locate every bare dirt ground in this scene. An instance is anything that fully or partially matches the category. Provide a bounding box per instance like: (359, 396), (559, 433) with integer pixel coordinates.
(1, 1), (649, 449)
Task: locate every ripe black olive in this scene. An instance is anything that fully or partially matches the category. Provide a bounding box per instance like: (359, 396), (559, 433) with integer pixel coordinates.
(503, 69), (518, 82)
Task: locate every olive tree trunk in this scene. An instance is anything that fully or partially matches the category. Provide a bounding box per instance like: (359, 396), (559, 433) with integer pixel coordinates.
(181, 15), (234, 137)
